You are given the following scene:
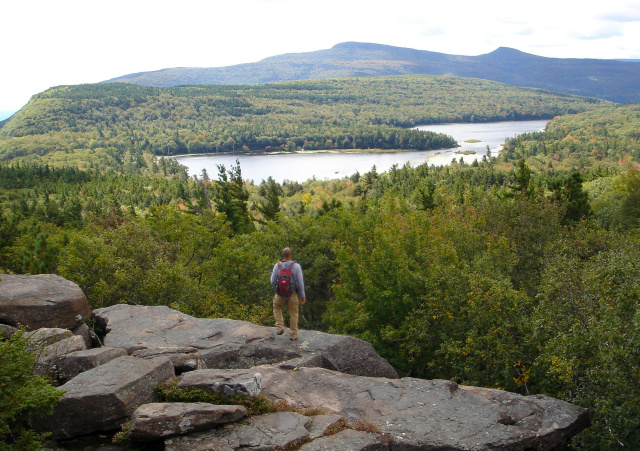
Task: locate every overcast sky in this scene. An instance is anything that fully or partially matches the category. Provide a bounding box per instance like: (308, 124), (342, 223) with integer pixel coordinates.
(1, 0), (639, 116)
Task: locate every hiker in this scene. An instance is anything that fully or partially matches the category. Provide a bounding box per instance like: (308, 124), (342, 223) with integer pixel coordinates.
(271, 247), (306, 341)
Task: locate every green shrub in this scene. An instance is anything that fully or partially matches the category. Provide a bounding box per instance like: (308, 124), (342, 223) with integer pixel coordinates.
(0, 330), (64, 451)
(154, 378), (278, 417)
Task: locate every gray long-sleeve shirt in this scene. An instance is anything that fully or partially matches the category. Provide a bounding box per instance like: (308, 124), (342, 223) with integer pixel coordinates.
(271, 260), (306, 298)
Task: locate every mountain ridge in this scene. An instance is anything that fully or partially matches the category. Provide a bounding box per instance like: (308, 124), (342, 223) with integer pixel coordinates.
(104, 42), (640, 103)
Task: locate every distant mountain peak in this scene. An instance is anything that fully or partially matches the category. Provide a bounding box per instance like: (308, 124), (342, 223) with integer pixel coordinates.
(103, 42), (640, 103)
(332, 41), (402, 51)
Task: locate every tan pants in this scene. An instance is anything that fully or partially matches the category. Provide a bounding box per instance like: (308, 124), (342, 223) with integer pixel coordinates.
(273, 292), (299, 338)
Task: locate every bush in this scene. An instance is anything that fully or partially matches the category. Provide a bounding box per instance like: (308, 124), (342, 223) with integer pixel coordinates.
(154, 378), (278, 417)
(0, 330), (64, 451)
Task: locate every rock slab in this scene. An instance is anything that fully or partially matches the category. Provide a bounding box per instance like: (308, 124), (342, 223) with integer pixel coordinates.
(255, 365), (589, 450)
(93, 304), (398, 379)
(165, 411), (311, 451)
(178, 368), (264, 396)
(299, 429), (388, 451)
(129, 402), (247, 441)
(0, 274), (90, 330)
(34, 355), (175, 439)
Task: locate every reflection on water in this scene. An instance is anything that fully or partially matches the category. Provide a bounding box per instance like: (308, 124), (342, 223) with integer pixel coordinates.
(175, 120), (548, 183)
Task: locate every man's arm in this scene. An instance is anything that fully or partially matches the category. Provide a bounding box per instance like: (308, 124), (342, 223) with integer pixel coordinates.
(270, 263), (279, 285)
(293, 263), (306, 300)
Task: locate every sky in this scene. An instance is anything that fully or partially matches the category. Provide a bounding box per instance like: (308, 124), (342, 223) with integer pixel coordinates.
(1, 0), (639, 117)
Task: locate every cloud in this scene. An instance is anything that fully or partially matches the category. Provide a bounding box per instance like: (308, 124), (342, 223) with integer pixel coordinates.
(574, 25), (624, 40)
(514, 27), (535, 36)
(599, 11), (640, 22)
(420, 26), (445, 37)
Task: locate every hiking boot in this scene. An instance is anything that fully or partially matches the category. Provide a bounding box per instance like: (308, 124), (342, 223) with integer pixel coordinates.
(290, 336), (298, 341)
(276, 329), (285, 335)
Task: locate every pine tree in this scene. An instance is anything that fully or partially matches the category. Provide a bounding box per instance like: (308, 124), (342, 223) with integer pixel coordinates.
(551, 171), (592, 223)
(255, 177), (281, 223)
(214, 161), (254, 234)
(509, 159), (533, 196)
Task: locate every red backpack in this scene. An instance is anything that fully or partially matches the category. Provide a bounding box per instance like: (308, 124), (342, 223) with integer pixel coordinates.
(274, 262), (297, 297)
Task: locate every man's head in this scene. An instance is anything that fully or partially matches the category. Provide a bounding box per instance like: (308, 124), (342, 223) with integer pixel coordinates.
(282, 248), (293, 260)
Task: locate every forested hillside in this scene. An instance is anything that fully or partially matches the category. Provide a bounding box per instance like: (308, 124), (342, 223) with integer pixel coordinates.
(1, 78), (639, 449)
(0, 76), (609, 169)
(105, 42), (640, 103)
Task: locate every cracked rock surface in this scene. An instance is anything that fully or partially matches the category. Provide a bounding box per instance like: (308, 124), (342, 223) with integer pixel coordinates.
(129, 402), (247, 441)
(93, 304), (398, 378)
(164, 412), (311, 451)
(256, 365), (589, 450)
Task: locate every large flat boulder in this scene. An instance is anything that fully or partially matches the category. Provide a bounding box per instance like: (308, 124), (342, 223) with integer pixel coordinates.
(164, 412), (311, 451)
(34, 355), (175, 439)
(129, 402), (247, 441)
(93, 305), (398, 379)
(0, 274), (90, 330)
(250, 365), (588, 450)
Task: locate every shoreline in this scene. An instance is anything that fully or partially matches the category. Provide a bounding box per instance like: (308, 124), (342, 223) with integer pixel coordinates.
(170, 146), (461, 159)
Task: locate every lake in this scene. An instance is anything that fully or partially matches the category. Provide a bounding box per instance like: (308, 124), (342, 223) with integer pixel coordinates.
(175, 119), (549, 183)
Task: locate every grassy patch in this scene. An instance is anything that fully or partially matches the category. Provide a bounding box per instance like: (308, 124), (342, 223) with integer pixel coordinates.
(155, 378), (279, 417)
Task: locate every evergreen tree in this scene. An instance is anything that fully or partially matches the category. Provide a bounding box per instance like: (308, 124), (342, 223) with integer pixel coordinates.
(415, 179), (437, 210)
(255, 177), (281, 223)
(509, 159), (533, 196)
(214, 161), (254, 234)
(550, 172), (592, 223)
(22, 232), (59, 274)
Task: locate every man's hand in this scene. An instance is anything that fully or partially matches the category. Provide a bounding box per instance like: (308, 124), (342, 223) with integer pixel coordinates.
(300, 297), (306, 305)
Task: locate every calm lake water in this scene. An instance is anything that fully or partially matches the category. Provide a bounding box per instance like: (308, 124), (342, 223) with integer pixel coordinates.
(175, 120), (548, 183)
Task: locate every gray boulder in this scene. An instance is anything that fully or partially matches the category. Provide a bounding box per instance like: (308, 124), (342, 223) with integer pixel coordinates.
(93, 304), (398, 379)
(130, 345), (206, 374)
(34, 355), (175, 439)
(0, 324), (18, 339)
(254, 365), (589, 450)
(164, 411), (311, 451)
(52, 347), (127, 382)
(26, 328), (87, 377)
(177, 369), (263, 396)
(25, 327), (74, 350)
(299, 429), (388, 451)
(72, 323), (99, 348)
(0, 274), (91, 330)
(129, 402), (246, 441)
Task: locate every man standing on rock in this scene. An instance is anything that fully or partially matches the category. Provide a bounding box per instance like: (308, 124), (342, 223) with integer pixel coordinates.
(271, 247), (306, 341)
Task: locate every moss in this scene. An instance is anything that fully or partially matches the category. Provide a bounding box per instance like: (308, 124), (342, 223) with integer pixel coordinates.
(154, 378), (279, 417)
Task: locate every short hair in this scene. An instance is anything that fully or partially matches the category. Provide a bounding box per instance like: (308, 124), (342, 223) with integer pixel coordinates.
(282, 248), (292, 258)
